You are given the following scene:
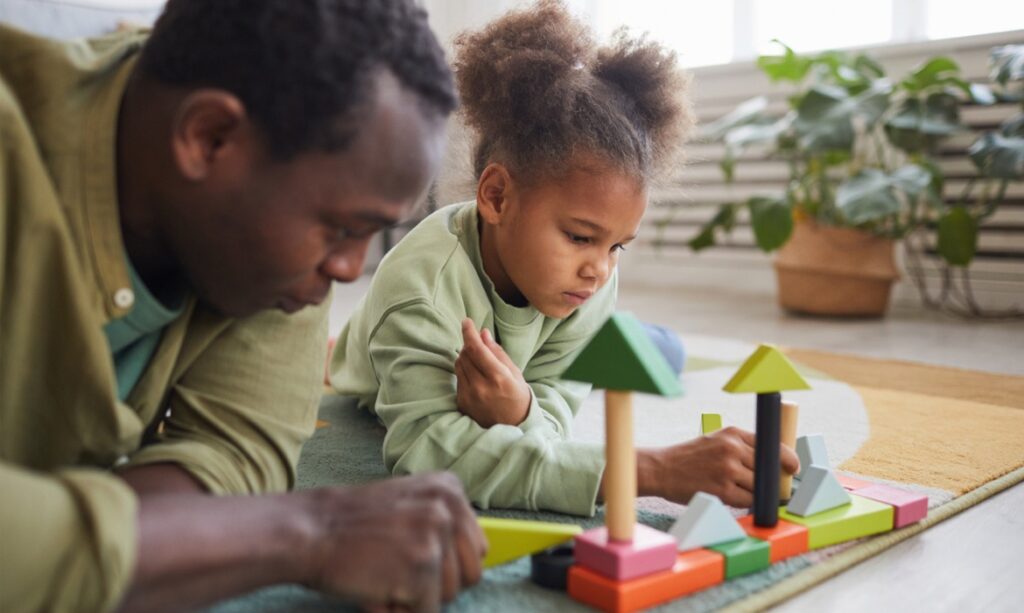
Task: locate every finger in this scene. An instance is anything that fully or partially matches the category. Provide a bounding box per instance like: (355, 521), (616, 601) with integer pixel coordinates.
(460, 324), (508, 380)
(726, 485), (754, 509)
(481, 329), (519, 372)
(440, 534), (460, 602)
(726, 427), (757, 449)
(457, 350), (487, 384)
(455, 520), (485, 589)
(780, 443), (800, 475)
(733, 462), (755, 493)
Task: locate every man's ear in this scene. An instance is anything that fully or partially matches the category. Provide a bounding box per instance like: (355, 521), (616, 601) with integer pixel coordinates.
(170, 90), (247, 181)
(476, 162), (516, 226)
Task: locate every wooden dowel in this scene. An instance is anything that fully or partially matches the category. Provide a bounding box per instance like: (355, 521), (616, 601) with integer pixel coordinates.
(605, 389), (635, 541)
(780, 400), (799, 502)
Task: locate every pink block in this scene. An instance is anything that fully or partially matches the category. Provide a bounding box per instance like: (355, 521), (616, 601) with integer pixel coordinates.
(855, 484), (928, 528)
(836, 474), (875, 491)
(574, 524), (678, 581)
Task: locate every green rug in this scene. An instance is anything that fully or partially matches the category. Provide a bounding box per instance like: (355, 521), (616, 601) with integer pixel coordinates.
(209, 339), (1024, 611)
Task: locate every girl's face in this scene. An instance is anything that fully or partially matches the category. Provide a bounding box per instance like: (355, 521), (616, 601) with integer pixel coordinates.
(477, 161), (646, 319)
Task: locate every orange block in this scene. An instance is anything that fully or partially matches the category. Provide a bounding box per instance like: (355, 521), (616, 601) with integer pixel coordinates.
(737, 515), (808, 563)
(568, 549), (724, 613)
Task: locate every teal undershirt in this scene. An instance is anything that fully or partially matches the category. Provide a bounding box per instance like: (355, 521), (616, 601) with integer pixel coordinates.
(103, 261), (184, 401)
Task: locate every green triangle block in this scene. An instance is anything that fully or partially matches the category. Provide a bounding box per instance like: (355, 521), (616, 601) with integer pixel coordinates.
(723, 344), (811, 394)
(478, 517), (582, 567)
(561, 312), (683, 396)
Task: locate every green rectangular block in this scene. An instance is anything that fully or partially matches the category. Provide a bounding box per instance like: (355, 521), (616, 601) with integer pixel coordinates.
(779, 494), (894, 549)
(707, 536), (770, 579)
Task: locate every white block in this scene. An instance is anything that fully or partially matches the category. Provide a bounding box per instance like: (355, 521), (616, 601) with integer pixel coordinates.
(786, 465), (852, 517)
(669, 492), (746, 551)
(796, 434), (830, 480)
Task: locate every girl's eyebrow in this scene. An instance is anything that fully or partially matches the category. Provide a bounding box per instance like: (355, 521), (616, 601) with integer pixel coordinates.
(569, 217), (637, 242)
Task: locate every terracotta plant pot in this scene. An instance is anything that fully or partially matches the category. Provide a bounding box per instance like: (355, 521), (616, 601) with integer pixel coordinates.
(773, 219), (899, 317)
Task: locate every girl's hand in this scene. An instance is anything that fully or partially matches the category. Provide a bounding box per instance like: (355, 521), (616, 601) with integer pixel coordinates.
(454, 319), (531, 428)
(632, 427), (800, 508)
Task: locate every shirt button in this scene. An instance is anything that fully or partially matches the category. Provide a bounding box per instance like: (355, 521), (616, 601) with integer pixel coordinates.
(114, 288), (135, 309)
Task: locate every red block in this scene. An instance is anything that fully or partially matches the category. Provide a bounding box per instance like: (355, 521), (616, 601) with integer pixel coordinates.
(574, 525), (677, 581)
(737, 515), (809, 562)
(854, 484), (928, 528)
(835, 474), (875, 491)
(568, 549), (724, 613)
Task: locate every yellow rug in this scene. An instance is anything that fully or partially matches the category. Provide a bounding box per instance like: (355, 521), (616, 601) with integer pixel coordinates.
(786, 349), (1024, 495)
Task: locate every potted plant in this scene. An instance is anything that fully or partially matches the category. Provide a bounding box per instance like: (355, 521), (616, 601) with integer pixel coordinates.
(689, 41), (1023, 317)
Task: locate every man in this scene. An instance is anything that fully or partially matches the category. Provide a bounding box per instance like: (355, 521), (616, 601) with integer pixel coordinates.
(0, 1), (485, 611)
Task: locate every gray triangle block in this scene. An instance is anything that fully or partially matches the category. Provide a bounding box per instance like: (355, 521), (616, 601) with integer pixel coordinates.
(796, 434), (830, 481)
(786, 465), (852, 517)
(669, 492), (746, 551)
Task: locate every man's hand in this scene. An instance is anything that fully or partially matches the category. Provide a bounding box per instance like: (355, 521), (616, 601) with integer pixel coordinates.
(632, 427), (800, 508)
(453, 319), (531, 428)
(303, 473), (486, 610)
(119, 470), (485, 613)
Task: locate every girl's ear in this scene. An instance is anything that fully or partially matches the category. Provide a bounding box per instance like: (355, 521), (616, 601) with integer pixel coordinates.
(476, 162), (515, 225)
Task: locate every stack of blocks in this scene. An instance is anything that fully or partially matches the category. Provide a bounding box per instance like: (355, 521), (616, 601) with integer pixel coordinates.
(557, 325), (929, 612)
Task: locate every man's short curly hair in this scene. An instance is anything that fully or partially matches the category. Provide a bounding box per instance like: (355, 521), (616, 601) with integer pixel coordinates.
(139, 0), (457, 159)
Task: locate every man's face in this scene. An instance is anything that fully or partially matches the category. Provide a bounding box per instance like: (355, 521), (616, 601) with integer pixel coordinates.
(164, 73), (445, 317)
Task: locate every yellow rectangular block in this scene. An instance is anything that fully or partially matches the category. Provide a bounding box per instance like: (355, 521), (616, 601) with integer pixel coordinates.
(701, 413), (722, 434)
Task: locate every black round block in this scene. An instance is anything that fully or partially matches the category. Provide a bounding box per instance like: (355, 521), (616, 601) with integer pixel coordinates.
(530, 544), (575, 591)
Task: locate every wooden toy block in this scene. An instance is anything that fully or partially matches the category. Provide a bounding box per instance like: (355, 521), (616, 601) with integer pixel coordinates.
(737, 515), (809, 563)
(786, 465), (852, 517)
(574, 524), (678, 581)
(605, 390), (637, 540)
(701, 413), (722, 435)
(836, 473), (875, 491)
(568, 549), (724, 613)
(562, 312), (683, 397)
(478, 517), (583, 568)
(795, 434), (830, 480)
(752, 391), (782, 526)
(779, 401), (799, 502)
(708, 536), (771, 579)
(669, 492), (746, 551)
(780, 494), (894, 549)
(854, 484), (928, 528)
(722, 344), (810, 394)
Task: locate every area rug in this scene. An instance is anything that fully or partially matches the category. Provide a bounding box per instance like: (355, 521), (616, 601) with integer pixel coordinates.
(208, 337), (1024, 612)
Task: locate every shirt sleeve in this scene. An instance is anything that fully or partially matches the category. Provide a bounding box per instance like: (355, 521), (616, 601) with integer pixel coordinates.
(368, 301), (606, 516)
(124, 299), (330, 494)
(0, 462), (138, 612)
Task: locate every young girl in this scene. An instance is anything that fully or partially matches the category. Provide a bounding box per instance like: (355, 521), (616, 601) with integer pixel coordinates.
(330, 0), (798, 516)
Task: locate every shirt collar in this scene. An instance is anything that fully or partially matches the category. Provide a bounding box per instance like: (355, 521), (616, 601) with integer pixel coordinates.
(81, 55), (139, 320)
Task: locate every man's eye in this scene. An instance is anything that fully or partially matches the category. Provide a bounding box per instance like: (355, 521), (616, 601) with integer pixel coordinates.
(566, 232), (590, 245)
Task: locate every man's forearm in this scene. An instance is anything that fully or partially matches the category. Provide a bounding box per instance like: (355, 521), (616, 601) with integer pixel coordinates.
(117, 466), (317, 612)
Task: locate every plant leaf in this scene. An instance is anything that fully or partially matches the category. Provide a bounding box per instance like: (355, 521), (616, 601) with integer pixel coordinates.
(757, 40), (813, 83)
(835, 169), (902, 224)
(968, 133), (1024, 178)
(747, 197), (793, 252)
(937, 207), (978, 267)
(699, 96), (768, 141)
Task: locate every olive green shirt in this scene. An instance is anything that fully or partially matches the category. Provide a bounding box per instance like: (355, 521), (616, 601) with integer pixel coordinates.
(0, 25), (329, 612)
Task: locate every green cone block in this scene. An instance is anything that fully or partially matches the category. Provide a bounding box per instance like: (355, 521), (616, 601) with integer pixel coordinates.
(723, 344), (810, 394)
(561, 312), (683, 396)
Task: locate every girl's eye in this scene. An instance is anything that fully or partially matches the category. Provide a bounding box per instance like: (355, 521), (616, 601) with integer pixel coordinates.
(566, 232), (591, 245)
(612, 244), (627, 253)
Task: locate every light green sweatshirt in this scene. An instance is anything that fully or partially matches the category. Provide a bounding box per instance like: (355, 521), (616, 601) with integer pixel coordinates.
(330, 202), (616, 515)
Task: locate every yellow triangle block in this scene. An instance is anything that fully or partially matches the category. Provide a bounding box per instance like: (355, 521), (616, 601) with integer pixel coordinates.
(723, 344), (810, 393)
(478, 517), (582, 568)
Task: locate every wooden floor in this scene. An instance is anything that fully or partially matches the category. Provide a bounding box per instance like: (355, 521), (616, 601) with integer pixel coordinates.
(328, 271), (1024, 610)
